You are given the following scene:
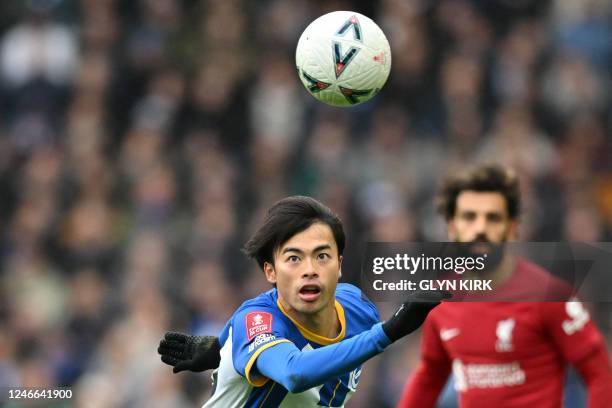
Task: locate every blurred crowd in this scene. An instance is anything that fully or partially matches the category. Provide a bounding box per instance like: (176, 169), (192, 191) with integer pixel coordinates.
(0, 0), (610, 407)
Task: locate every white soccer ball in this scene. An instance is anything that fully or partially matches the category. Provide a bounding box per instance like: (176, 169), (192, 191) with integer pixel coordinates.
(296, 11), (391, 107)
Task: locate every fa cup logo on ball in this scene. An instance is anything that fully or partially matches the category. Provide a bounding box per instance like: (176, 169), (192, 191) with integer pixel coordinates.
(296, 11), (392, 107)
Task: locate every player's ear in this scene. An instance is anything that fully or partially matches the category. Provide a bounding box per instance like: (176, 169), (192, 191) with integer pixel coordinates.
(507, 220), (519, 241)
(338, 255), (343, 279)
(264, 261), (277, 284)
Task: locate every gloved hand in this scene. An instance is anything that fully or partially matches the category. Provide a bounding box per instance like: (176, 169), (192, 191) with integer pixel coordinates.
(158, 332), (221, 373)
(382, 290), (452, 342)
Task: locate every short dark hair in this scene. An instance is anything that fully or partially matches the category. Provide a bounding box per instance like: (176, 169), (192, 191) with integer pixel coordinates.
(437, 164), (521, 220)
(243, 196), (345, 269)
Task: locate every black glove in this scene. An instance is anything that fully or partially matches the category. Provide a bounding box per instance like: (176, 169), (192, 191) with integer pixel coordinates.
(382, 290), (451, 342)
(158, 332), (221, 373)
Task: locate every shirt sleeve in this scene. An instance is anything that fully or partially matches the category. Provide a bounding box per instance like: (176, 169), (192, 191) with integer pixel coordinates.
(538, 301), (604, 363)
(539, 301), (612, 408)
(397, 315), (451, 408)
(255, 322), (391, 393)
(572, 343), (612, 408)
(231, 307), (292, 387)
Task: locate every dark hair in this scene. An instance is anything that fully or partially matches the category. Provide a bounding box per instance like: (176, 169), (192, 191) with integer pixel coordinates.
(243, 196), (345, 269)
(437, 164), (521, 220)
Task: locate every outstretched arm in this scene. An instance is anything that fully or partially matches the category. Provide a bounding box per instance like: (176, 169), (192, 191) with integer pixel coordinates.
(252, 290), (450, 392)
(255, 323), (388, 393)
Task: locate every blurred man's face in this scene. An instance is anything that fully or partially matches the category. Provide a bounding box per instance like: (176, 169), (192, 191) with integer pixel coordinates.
(264, 223), (342, 317)
(448, 191), (517, 250)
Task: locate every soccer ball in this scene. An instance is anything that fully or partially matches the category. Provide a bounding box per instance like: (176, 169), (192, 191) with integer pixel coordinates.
(295, 11), (391, 107)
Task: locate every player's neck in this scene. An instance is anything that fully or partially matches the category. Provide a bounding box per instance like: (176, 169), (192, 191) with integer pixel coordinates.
(284, 300), (341, 339)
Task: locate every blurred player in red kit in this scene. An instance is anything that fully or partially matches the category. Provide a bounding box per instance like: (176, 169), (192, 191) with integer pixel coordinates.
(397, 165), (612, 408)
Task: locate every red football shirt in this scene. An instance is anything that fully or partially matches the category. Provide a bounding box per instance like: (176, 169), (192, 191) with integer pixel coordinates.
(398, 259), (612, 408)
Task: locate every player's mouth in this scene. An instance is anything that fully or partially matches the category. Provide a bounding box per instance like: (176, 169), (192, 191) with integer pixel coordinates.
(470, 242), (491, 255)
(298, 284), (322, 302)
(468, 237), (495, 255)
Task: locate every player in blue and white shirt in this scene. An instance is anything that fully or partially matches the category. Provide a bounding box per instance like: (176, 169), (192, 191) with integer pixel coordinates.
(206, 283), (383, 407)
(158, 196), (448, 408)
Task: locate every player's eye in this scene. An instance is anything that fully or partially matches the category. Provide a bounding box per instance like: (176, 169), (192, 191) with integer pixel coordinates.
(487, 213), (503, 222)
(317, 253), (331, 261)
(287, 255), (300, 263)
(460, 212), (476, 221)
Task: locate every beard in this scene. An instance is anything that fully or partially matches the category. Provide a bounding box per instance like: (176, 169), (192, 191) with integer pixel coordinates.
(461, 234), (506, 275)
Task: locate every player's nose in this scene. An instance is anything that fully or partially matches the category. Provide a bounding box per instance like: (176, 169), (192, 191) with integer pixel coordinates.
(472, 216), (488, 235)
(301, 258), (318, 279)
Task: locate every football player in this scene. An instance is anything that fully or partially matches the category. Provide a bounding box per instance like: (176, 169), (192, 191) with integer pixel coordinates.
(397, 165), (612, 407)
(159, 196), (448, 407)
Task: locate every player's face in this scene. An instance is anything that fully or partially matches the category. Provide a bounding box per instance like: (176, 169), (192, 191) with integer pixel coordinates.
(448, 191), (518, 247)
(264, 223), (342, 316)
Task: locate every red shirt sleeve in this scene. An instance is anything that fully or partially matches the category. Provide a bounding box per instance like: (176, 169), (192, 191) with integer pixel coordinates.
(397, 315), (452, 408)
(539, 301), (612, 408)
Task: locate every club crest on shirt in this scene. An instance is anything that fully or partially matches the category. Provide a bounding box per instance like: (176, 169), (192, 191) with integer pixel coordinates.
(495, 318), (515, 352)
(246, 311), (273, 341)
